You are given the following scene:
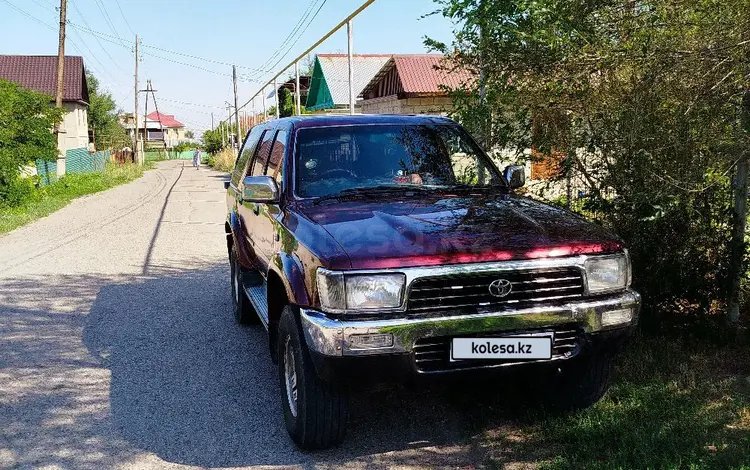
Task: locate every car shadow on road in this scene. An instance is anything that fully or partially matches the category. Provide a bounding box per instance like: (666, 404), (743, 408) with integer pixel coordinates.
(78, 262), (541, 468)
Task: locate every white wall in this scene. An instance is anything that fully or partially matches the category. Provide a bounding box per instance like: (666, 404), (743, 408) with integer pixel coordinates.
(57, 102), (89, 154)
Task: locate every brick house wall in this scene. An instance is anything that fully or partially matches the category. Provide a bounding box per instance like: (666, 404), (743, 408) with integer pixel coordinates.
(361, 95), (454, 115)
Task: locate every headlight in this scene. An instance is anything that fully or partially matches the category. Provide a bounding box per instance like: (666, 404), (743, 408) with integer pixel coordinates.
(584, 252), (630, 294)
(317, 269), (405, 312)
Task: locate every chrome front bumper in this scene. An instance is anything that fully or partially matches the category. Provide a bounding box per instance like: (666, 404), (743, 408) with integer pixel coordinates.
(300, 290), (641, 357)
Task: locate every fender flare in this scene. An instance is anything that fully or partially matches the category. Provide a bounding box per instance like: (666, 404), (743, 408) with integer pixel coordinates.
(268, 251), (310, 307)
(227, 210), (253, 268)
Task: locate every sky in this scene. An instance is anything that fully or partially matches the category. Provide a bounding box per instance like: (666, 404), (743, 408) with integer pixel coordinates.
(0, 0), (456, 135)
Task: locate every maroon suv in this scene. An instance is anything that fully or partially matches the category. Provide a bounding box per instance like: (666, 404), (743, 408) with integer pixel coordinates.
(224, 114), (640, 449)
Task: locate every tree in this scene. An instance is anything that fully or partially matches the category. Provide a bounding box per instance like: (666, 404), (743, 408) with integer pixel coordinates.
(86, 71), (128, 150)
(0, 79), (63, 206)
(278, 87), (295, 117)
(429, 0), (750, 328)
(185, 130), (195, 139)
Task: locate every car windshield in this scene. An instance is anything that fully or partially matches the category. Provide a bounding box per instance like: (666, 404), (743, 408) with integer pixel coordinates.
(294, 124), (505, 198)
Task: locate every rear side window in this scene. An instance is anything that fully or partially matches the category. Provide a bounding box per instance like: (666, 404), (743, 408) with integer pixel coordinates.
(251, 130), (275, 176)
(267, 130), (288, 185)
(231, 126), (264, 186)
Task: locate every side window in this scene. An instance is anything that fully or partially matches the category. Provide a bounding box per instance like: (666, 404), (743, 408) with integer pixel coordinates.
(231, 126), (264, 186)
(267, 130), (288, 185)
(251, 130), (276, 176)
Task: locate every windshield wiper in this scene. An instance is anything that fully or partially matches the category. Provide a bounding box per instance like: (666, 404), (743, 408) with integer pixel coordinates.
(311, 186), (429, 205)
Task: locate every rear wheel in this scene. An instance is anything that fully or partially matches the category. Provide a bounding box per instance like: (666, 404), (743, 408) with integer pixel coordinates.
(229, 246), (257, 325)
(278, 305), (348, 449)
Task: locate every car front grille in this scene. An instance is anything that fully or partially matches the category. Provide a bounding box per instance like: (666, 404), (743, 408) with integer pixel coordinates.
(412, 324), (582, 373)
(407, 267), (584, 313)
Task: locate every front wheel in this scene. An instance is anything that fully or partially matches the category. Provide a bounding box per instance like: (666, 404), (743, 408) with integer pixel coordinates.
(277, 305), (348, 449)
(546, 352), (616, 411)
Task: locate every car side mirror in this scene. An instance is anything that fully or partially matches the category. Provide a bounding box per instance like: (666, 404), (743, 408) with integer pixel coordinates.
(242, 175), (279, 203)
(503, 165), (525, 189)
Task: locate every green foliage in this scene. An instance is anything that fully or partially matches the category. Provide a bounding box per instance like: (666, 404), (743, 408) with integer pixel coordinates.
(0, 79), (63, 208)
(202, 121), (236, 154)
(86, 71), (128, 150)
(184, 130), (194, 139)
(278, 87), (295, 117)
(174, 141), (199, 153)
(0, 163), (144, 233)
(429, 0), (750, 328)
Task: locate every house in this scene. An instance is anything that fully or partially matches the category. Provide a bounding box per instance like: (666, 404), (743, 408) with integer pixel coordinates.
(0, 55), (90, 170)
(305, 54), (391, 112)
(141, 111), (185, 149)
(358, 54), (472, 115)
(274, 75), (311, 108)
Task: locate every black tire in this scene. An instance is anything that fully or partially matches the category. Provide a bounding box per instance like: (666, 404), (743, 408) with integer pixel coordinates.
(230, 246), (257, 325)
(547, 352), (615, 411)
(277, 305), (348, 450)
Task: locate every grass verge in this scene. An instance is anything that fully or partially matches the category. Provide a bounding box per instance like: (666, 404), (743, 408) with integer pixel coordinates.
(0, 163), (146, 234)
(480, 334), (750, 469)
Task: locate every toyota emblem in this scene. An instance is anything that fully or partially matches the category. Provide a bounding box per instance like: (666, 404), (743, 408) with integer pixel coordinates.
(488, 279), (513, 298)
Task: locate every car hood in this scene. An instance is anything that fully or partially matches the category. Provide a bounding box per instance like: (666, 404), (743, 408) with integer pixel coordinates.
(296, 193), (623, 270)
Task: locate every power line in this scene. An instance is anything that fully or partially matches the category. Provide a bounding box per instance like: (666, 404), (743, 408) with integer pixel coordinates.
(113, 0), (135, 36)
(92, 0), (126, 47)
(251, 0), (321, 77)
(67, 1), (129, 75)
(159, 97), (225, 110)
(261, 0), (327, 79)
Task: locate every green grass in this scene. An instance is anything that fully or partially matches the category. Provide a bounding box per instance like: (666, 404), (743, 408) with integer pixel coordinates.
(0, 163), (147, 234)
(481, 335), (750, 469)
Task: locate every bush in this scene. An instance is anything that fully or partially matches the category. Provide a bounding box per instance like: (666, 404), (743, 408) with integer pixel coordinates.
(0, 79), (63, 207)
(209, 148), (236, 172)
(0, 175), (38, 208)
(174, 142), (199, 153)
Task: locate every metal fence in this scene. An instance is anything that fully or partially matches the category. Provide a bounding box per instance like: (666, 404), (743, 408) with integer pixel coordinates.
(36, 148), (110, 185)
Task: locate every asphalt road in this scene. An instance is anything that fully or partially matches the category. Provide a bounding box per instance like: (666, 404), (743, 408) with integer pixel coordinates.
(0, 161), (529, 470)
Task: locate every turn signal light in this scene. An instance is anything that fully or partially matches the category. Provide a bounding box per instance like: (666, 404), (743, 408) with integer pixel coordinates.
(347, 333), (394, 350)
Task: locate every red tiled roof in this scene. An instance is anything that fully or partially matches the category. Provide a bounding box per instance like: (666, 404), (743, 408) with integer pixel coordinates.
(360, 54), (475, 99)
(394, 55), (473, 94)
(0, 55), (89, 103)
(316, 53), (392, 58)
(146, 111), (184, 128)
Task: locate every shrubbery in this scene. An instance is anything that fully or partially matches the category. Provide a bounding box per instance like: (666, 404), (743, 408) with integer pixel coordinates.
(431, 0), (750, 331)
(0, 79), (63, 208)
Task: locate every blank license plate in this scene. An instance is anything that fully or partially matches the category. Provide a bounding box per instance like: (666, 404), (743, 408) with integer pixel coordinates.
(451, 336), (552, 360)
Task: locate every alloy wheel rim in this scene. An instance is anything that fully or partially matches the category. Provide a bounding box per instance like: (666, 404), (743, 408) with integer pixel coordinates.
(284, 336), (298, 417)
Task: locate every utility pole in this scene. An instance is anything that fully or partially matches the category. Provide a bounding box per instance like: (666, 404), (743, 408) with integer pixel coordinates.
(347, 20), (354, 115)
(295, 61), (301, 116)
(225, 103), (233, 148)
(143, 79), (149, 153)
(262, 87), (267, 121)
(211, 112), (214, 130)
(233, 65), (241, 150)
(134, 34), (140, 164)
(55, 0), (67, 176)
(273, 76), (279, 119)
(147, 80), (168, 154)
(55, 0), (67, 109)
